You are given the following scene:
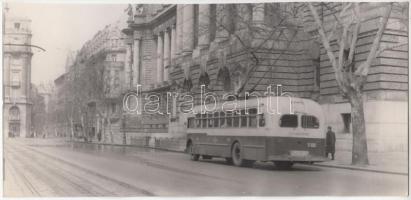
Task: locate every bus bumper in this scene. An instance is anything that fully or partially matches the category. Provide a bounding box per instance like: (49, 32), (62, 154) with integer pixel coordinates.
(267, 155), (328, 162)
(265, 137), (327, 162)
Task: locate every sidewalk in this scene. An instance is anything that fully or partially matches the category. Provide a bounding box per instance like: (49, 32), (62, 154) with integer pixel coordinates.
(315, 150), (408, 175)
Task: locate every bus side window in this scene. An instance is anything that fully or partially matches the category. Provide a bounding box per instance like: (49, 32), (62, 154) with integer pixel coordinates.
(259, 113), (265, 127)
(280, 114), (298, 128)
(200, 114), (206, 128)
(195, 119), (201, 128)
(301, 115), (319, 128)
(220, 112), (226, 128)
(226, 111), (233, 127)
(249, 108), (257, 127)
(240, 109), (247, 127)
(233, 111), (239, 127)
(187, 117), (195, 128)
(214, 112), (219, 127)
(208, 119), (213, 128)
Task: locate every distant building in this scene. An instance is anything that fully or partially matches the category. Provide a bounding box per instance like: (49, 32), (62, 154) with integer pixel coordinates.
(60, 19), (129, 141)
(3, 15), (33, 138)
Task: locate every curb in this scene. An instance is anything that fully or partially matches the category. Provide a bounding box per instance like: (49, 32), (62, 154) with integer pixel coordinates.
(309, 163), (408, 176)
(69, 140), (407, 176)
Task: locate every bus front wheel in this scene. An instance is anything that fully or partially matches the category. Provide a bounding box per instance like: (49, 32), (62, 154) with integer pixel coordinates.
(231, 142), (254, 167)
(187, 142), (199, 161)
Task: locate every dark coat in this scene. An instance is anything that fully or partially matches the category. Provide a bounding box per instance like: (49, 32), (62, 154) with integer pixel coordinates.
(326, 130), (336, 153)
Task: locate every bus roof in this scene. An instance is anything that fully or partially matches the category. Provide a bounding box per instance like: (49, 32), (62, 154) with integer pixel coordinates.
(190, 96), (323, 116)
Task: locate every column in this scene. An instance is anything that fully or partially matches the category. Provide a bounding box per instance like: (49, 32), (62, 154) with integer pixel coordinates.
(133, 38), (140, 86)
(124, 42), (132, 88)
(176, 5), (183, 56)
(198, 4), (210, 48)
(156, 32), (164, 83)
(170, 25), (176, 61)
(163, 29), (170, 81)
(252, 3), (265, 23)
(182, 4), (194, 55)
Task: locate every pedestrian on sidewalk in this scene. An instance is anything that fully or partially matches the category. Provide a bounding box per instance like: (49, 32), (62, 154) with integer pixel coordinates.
(326, 126), (336, 160)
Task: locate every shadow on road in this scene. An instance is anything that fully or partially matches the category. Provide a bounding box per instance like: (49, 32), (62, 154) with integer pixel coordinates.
(198, 159), (323, 172)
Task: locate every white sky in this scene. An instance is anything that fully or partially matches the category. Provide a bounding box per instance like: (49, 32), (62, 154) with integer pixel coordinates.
(5, 1), (128, 85)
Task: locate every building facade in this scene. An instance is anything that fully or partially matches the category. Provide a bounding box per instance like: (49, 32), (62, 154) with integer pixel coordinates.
(58, 20), (130, 142)
(3, 16), (33, 138)
(121, 3), (408, 152)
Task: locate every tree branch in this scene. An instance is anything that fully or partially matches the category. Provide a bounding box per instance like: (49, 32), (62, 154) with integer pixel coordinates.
(355, 3), (393, 76)
(376, 42), (408, 56)
(308, 3), (347, 93)
(323, 3), (353, 41)
(348, 3), (361, 63)
(308, 3), (339, 73)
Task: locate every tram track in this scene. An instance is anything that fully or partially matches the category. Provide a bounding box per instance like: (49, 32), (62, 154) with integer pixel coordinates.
(4, 148), (42, 196)
(5, 143), (155, 196)
(11, 146), (112, 196)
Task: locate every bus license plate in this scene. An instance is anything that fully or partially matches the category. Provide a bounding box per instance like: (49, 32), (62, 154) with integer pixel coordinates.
(290, 150), (309, 157)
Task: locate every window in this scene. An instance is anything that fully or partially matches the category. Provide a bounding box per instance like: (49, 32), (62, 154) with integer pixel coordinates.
(259, 113), (265, 127)
(226, 111), (233, 127)
(9, 107), (20, 121)
(227, 4), (237, 33)
(233, 111), (239, 127)
(195, 119), (201, 128)
(240, 110), (247, 127)
(11, 71), (20, 87)
(249, 108), (257, 127)
(219, 112), (226, 127)
(207, 113), (213, 128)
(201, 114), (207, 128)
(193, 5), (199, 48)
(301, 115), (319, 129)
(187, 117), (195, 128)
(209, 4), (217, 42)
(14, 23), (20, 30)
(112, 54), (117, 62)
(114, 70), (120, 88)
(341, 113), (351, 133)
(213, 112), (219, 127)
(280, 114), (298, 128)
(111, 103), (117, 113)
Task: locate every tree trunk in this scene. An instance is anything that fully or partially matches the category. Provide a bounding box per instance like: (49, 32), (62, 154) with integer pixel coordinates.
(69, 117), (74, 140)
(108, 117), (113, 144)
(349, 91), (369, 165)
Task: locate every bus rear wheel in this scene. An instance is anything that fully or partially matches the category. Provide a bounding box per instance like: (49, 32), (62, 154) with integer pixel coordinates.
(187, 142), (199, 161)
(231, 142), (254, 167)
(274, 161), (294, 170)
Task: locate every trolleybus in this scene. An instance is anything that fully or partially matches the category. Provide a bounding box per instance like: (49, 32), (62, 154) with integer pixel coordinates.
(185, 96), (327, 169)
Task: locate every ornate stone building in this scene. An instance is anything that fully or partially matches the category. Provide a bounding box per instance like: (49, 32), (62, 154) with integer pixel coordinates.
(3, 16), (33, 138)
(59, 20), (130, 142)
(121, 3), (407, 152)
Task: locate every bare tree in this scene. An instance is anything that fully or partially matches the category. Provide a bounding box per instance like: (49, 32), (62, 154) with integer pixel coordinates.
(203, 3), (308, 96)
(308, 2), (408, 165)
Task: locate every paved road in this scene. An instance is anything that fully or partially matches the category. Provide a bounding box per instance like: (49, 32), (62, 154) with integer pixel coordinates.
(3, 139), (408, 197)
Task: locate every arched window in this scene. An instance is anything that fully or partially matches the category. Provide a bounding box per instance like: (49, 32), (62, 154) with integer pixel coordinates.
(9, 106), (20, 121)
(198, 72), (210, 88)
